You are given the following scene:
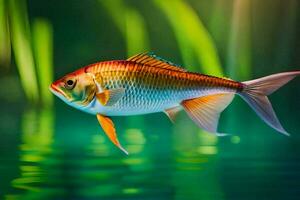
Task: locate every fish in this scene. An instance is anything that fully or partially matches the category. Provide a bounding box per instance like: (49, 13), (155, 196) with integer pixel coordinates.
(50, 52), (300, 154)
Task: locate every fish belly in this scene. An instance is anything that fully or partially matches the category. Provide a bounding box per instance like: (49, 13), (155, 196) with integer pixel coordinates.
(85, 89), (180, 116)
(83, 86), (231, 116)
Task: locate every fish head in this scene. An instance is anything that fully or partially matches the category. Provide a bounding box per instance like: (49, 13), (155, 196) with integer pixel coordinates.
(50, 69), (97, 108)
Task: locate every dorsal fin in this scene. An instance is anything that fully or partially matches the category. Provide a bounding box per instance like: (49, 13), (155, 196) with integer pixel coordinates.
(126, 52), (186, 72)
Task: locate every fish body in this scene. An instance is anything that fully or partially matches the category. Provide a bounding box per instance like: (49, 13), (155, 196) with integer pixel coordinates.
(81, 60), (241, 116)
(50, 53), (300, 154)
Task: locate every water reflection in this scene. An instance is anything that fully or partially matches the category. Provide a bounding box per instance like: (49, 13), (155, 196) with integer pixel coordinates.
(5, 107), (220, 199)
(3, 106), (300, 199)
(6, 107), (56, 199)
(172, 117), (223, 199)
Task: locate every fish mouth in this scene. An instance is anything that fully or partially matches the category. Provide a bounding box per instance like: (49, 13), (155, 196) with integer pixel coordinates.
(49, 83), (67, 99)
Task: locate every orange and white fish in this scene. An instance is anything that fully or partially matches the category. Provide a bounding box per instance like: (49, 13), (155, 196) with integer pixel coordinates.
(50, 53), (300, 154)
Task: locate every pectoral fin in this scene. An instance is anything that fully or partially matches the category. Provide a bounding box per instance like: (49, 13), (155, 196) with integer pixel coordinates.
(96, 88), (125, 106)
(96, 114), (128, 155)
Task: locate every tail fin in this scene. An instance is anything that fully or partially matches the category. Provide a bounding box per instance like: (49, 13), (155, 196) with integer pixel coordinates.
(240, 71), (300, 135)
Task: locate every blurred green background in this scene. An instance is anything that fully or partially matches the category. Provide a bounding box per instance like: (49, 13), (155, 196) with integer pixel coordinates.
(0, 0), (300, 199)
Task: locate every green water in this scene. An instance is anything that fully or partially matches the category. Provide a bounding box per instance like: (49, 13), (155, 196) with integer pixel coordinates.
(1, 93), (300, 199)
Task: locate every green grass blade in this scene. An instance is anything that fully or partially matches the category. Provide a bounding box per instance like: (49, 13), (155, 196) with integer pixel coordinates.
(227, 0), (252, 80)
(0, 0), (11, 69)
(154, 0), (223, 76)
(99, 0), (149, 56)
(209, 0), (232, 56)
(8, 0), (39, 102)
(99, 0), (125, 35)
(32, 18), (53, 106)
(125, 8), (150, 56)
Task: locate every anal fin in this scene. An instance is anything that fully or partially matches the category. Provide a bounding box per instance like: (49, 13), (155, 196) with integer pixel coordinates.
(181, 93), (234, 134)
(96, 114), (128, 155)
(164, 106), (182, 123)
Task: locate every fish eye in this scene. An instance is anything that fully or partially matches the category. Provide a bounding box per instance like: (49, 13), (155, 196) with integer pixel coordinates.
(65, 78), (76, 90)
(67, 80), (74, 85)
